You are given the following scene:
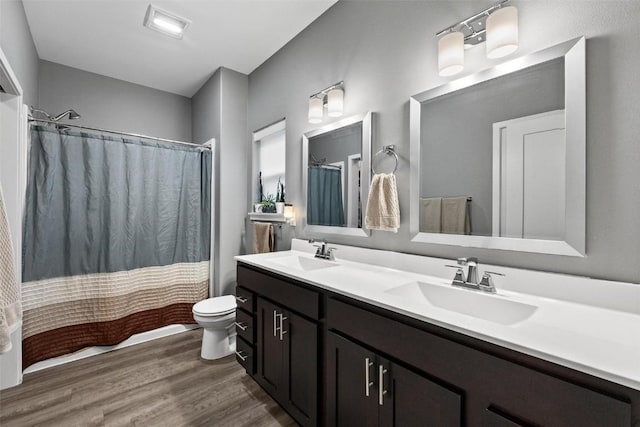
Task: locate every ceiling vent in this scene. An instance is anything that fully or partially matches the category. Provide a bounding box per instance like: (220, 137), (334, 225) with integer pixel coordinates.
(143, 4), (191, 39)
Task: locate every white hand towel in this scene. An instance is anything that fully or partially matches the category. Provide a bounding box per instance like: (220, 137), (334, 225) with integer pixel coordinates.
(365, 173), (400, 233)
(0, 184), (21, 353)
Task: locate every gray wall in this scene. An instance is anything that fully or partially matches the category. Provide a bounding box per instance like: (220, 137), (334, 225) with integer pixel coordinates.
(248, 1), (640, 284)
(0, 0), (39, 106)
(421, 58), (565, 236)
(193, 67), (249, 296)
(38, 61), (192, 142)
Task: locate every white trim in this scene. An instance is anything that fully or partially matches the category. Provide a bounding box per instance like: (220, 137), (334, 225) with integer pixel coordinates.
(206, 138), (216, 297)
(0, 48), (23, 96)
(23, 324), (199, 374)
(252, 118), (286, 142)
(0, 46), (26, 390)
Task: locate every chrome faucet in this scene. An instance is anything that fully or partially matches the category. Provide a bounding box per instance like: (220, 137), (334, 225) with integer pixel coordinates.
(308, 239), (336, 260)
(446, 257), (503, 294)
(457, 257), (479, 284)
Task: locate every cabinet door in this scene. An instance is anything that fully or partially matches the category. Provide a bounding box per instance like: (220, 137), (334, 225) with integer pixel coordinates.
(282, 310), (318, 427)
(326, 332), (379, 427)
(256, 297), (284, 398)
(379, 357), (462, 427)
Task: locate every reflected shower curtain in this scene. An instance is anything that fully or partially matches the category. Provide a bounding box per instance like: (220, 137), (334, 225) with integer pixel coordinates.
(22, 126), (211, 367)
(307, 166), (345, 226)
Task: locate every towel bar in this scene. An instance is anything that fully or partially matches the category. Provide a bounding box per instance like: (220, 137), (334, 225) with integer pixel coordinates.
(372, 145), (399, 174)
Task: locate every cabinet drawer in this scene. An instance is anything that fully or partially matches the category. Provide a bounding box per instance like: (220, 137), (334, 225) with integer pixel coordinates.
(237, 265), (320, 319)
(235, 286), (254, 314)
(235, 336), (255, 375)
(235, 306), (254, 344)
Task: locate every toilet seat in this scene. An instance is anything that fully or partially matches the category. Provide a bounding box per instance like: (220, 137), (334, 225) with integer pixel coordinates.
(193, 295), (236, 317)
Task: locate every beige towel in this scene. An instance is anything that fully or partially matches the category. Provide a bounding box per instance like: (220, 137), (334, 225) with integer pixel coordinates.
(0, 184), (21, 353)
(441, 196), (471, 235)
(420, 197), (442, 233)
(365, 173), (400, 233)
(253, 222), (274, 254)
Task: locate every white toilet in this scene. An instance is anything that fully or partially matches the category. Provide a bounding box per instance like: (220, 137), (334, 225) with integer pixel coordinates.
(192, 295), (237, 360)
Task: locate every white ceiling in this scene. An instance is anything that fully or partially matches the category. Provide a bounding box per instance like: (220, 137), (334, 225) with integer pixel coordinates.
(23, 0), (337, 97)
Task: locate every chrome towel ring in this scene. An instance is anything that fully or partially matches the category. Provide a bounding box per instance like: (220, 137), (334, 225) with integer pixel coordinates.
(372, 145), (399, 174)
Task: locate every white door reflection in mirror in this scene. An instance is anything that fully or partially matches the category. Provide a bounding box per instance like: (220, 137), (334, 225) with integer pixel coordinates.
(492, 110), (566, 240)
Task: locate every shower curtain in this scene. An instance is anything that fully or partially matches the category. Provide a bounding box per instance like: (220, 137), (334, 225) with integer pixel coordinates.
(307, 166), (345, 226)
(21, 126), (211, 368)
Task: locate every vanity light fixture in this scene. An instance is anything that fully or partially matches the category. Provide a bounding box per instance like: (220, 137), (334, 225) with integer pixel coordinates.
(308, 97), (324, 124)
(438, 31), (465, 77)
(486, 5), (519, 59)
(436, 0), (518, 77)
(307, 82), (344, 124)
(144, 4), (191, 39)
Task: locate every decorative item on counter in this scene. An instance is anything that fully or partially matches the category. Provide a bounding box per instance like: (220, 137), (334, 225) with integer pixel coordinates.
(261, 193), (277, 213)
(276, 178), (286, 214)
(258, 171), (265, 204)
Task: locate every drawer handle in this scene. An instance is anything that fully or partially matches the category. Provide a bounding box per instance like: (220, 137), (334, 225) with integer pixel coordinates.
(235, 350), (248, 361)
(234, 321), (248, 331)
(378, 365), (388, 406)
(365, 358), (374, 397)
(235, 296), (248, 303)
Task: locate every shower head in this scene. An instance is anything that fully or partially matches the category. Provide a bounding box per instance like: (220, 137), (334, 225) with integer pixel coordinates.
(51, 109), (81, 121)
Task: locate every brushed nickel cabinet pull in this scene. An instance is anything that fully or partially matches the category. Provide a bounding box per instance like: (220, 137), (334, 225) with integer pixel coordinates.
(235, 296), (248, 303)
(365, 358), (374, 397)
(235, 350), (248, 361)
(378, 365), (388, 406)
(279, 315), (288, 341)
(234, 321), (248, 331)
(273, 310), (278, 337)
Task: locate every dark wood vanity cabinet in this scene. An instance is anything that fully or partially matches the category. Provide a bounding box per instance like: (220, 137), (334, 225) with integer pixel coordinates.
(237, 265), (319, 427)
(326, 332), (462, 427)
(326, 297), (635, 427)
(237, 263), (639, 427)
(256, 297), (318, 426)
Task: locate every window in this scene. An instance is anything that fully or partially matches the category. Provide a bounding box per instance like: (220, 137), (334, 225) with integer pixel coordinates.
(252, 120), (286, 203)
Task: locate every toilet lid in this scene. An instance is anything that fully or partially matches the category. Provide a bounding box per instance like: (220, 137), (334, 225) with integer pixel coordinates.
(193, 295), (236, 316)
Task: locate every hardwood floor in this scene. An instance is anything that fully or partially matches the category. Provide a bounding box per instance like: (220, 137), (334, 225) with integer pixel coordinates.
(0, 329), (296, 427)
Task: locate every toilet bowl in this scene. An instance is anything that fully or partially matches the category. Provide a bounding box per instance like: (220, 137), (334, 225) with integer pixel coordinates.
(192, 295), (237, 360)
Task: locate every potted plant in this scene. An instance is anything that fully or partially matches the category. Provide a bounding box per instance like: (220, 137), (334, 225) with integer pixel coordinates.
(261, 193), (277, 213)
(275, 178), (285, 214)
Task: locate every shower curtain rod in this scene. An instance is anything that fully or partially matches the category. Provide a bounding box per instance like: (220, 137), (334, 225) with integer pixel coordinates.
(28, 117), (210, 150)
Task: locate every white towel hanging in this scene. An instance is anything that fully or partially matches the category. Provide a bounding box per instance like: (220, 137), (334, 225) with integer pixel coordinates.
(365, 173), (400, 233)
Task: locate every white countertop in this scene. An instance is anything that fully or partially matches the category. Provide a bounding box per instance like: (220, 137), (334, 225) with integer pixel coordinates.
(235, 240), (640, 391)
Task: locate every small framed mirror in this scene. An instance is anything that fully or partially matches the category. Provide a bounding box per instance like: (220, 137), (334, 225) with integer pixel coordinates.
(409, 37), (585, 256)
(302, 112), (373, 237)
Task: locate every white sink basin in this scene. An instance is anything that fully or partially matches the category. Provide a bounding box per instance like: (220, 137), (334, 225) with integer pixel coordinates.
(385, 281), (538, 325)
(266, 255), (340, 272)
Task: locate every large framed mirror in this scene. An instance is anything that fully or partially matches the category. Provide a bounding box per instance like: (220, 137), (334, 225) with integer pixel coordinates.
(302, 112), (372, 237)
(409, 37), (585, 256)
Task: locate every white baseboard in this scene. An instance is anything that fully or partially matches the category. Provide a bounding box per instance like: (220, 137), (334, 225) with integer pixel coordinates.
(23, 324), (200, 374)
